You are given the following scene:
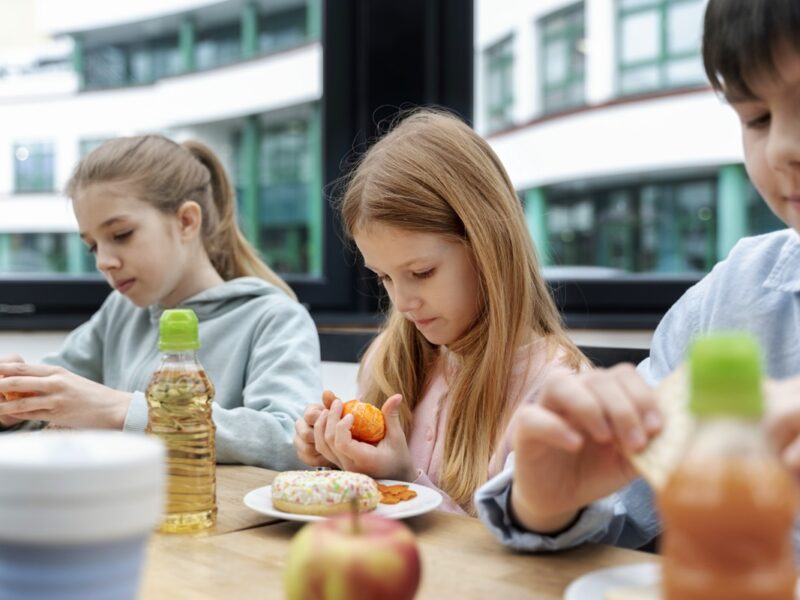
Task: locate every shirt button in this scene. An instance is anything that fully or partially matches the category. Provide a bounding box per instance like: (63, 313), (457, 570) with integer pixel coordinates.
(426, 429), (434, 442)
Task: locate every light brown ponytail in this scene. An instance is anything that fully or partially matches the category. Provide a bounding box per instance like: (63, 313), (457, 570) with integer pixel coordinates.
(181, 141), (297, 299)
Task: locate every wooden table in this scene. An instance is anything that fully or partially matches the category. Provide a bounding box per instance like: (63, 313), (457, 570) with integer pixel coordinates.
(141, 467), (658, 599)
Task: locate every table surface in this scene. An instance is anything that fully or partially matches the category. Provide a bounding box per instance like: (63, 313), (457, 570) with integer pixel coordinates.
(141, 466), (658, 599)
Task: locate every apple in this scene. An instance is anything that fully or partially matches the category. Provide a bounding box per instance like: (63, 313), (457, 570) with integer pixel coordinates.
(284, 512), (421, 600)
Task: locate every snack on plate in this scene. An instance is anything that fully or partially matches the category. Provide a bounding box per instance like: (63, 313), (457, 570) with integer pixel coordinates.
(377, 483), (417, 505)
(272, 470), (380, 516)
(627, 366), (694, 489)
(342, 400), (386, 444)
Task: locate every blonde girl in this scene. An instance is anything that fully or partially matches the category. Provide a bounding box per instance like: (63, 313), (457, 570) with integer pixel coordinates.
(0, 135), (320, 470)
(294, 110), (585, 513)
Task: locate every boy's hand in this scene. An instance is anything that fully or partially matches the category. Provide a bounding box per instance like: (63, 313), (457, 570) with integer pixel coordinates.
(510, 364), (662, 534)
(0, 362), (131, 429)
(312, 394), (416, 481)
(293, 390), (337, 468)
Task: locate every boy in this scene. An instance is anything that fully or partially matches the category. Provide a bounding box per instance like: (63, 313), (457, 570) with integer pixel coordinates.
(475, 0), (800, 551)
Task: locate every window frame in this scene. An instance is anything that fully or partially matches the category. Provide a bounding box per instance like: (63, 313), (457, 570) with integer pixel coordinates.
(484, 34), (515, 132)
(539, 2), (586, 114)
(616, 0), (705, 96)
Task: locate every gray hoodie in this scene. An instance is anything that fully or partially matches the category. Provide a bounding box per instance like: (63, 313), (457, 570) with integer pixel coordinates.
(32, 277), (320, 470)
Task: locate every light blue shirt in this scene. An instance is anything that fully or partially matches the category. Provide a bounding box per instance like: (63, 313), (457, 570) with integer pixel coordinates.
(475, 229), (800, 552)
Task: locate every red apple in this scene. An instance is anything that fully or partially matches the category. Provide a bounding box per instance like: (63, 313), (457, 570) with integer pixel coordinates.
(284, 512), (421, 600)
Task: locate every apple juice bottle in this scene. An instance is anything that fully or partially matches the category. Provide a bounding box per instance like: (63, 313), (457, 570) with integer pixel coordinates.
(145, 308), (217, 533)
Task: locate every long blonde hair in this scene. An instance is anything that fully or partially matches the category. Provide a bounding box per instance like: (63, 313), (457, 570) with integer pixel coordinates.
(66, 135), (295, 299)
(341, 109), (585, 511)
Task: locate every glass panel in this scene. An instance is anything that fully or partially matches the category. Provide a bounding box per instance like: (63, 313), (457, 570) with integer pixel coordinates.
(665, 55), (705, 86)
(84, 45), (127, 89)
(620, 10), (660, 64)
(620, 63), (660, 93)
(6, 233), (69, 273)
(258, 120), (310, 275)
(14, 142), (55, 193)
(544, 39), (568, 84)
(196, 24), (240, 70)
(667, 0), (704, 55)
(259, 6), (308, 54)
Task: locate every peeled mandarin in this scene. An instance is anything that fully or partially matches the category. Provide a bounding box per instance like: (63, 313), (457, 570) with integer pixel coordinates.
(0, 376), (36, 401)
(342, 400), (386, 444)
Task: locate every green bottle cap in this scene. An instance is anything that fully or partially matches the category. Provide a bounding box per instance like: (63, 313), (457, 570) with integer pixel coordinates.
(688, 334), (763, 419)
(158, 309), (200, 351)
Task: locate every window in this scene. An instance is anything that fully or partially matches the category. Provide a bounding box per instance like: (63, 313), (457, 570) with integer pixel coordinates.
(547, 179), (716, 273)
(14, 142), (55, 193)
(83, 45), (128, 89)
(0, 234), (69, 273)
(196, 23), (240, 70)
(259, 6), (308, 54)
(617, 0), (706, 95)
(83, 38), (180, 89)
(129, 38), (181, 85)
(485, 35), (514, 132)
(258, 120), (312, 275)
(540, 3), (585, 113)
(541, 173), (785, 275)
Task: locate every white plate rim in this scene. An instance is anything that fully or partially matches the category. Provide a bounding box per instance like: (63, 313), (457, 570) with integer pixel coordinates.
(563, 563), (660, 600)
(243, 478), (443, 522)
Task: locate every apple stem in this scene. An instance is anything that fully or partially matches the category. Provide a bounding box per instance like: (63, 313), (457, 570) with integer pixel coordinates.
(350, 497), (360, 535)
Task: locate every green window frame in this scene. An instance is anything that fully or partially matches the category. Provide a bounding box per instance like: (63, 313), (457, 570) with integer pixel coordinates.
(13, 142), (55, 193)
(616, 0), (706, 96)
(540, 3), (586, 114)
(484, 35), (515, 132)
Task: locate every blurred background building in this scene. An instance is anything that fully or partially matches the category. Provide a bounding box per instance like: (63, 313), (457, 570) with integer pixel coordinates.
(0, 0), (786, 322)
(0, 0), (322, 276)
(476, 0), (782, 276)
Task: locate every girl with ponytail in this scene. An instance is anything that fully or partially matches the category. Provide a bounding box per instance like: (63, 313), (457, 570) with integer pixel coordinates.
(0, 135), (320, 471)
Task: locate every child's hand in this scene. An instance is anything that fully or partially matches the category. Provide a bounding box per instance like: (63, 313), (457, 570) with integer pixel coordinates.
(293, 390), (337, 468)
(0, 362), (132, 429)
(510, 364), (662, 534)
(764, 376), (800, 474)
(0, 354), (26, 427)
(312, 394), (416, 482)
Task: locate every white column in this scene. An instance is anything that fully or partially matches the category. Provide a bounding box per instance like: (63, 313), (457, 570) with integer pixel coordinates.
(585, 0), (616, 104)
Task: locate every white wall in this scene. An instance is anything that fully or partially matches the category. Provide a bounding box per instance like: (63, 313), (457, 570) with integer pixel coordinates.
(490, 89), (743, 190)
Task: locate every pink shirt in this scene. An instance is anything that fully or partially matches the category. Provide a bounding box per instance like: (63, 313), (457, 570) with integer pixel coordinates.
(360, 337), (576, 515)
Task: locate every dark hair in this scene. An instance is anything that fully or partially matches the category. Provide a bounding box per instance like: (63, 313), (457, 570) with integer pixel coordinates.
(702, 0), (800, 99)
(66, 135), (296, 299)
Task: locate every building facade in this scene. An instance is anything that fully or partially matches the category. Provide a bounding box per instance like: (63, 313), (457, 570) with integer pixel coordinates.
(476, 0), (783, 275)
(0, 0), (322, 276)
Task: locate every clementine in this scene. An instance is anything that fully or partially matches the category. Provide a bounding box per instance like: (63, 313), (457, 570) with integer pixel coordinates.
(342, 400), (386, 444)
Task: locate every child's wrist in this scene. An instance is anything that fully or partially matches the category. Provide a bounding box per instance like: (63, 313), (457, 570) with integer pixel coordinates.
(509, 483), (580, 534)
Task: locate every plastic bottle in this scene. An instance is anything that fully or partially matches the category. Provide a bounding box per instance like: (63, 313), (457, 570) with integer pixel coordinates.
(145, 309), (217, 533)
(659, 334), (797, 600)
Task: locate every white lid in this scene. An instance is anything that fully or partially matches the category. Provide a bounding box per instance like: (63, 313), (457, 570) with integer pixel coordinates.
(0, 431), (165, 544)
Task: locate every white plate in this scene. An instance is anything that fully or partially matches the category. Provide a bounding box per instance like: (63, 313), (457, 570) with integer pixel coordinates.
(243, 479), (443, 523)
(564, 563), (660, 600)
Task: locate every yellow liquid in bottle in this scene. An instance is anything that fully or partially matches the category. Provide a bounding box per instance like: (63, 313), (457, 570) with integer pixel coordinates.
(146, 368), (217, 533)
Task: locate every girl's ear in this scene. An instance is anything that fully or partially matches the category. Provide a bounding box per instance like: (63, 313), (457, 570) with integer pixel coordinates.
(175, 201), (203, 240)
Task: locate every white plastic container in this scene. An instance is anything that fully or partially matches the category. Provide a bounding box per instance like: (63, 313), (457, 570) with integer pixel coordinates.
(0, 431), (165, 600)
